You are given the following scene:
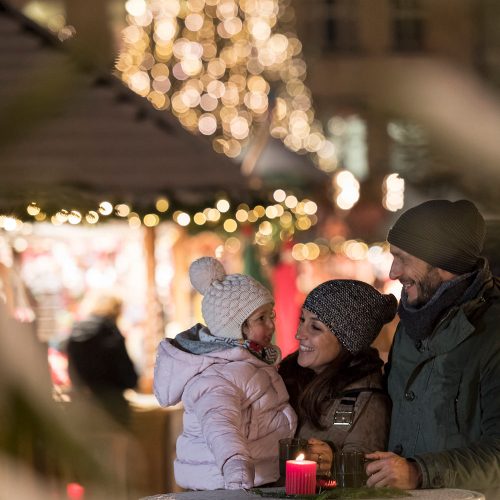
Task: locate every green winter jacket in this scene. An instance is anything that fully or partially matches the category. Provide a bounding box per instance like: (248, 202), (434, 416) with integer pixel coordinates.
(387, 272), (500, 498)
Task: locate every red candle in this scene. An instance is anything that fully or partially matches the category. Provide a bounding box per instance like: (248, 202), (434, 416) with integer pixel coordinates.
(285, 453), (316, 495)
(66, 482), (85, 499)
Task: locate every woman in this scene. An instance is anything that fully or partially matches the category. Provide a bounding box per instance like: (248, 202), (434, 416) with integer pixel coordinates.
(279, 279), (397, 476)
(67, 292), (138, 426)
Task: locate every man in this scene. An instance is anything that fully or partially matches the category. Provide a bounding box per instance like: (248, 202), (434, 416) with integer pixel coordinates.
(366, 199), (500, 498)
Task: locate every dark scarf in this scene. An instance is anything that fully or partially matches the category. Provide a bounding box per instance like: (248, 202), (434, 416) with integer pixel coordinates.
(398, 259), (491, 341)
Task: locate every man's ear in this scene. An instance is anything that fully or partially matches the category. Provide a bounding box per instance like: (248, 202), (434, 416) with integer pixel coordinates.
(437, 268), (459, 282)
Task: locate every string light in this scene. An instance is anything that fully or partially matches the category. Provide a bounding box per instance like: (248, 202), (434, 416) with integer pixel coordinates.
(383, 173), (405, 212)
(333, 170), (360, 210)
(0, 216), (19, 232)
(55, 210), (69, 223)
(216, 199), (230, 213)
(68, 211), (82, 225)
(144, 213), (160, 226)
(128, 212), (142, 228)
(4, 180), (384, 265)
(98, 202), (113, 216)
(273, 189), (286, 202)
(3, 186), (323, 241)
(115, 204), (131, 217)
(86, 211), (99, 224)
(3, 205), (392, 265)
(23, 1), (379, 226)
(26, 203), (41, 216)
(116, 0), (336, 171)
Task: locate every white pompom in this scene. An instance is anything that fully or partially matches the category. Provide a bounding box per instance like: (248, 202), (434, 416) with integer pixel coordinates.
(189, 257), (226, 295)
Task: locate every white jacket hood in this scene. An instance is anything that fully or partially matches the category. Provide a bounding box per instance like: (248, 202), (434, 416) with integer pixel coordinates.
(154, 323), (270, 407)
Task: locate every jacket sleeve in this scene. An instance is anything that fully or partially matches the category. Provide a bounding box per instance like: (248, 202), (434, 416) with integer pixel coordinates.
(383, 329), (397, 388)
(185, 373), (254, 486)
(107, 327), (138, 389)
(414, 344), (500, 490)
(153, 339), (171, 406)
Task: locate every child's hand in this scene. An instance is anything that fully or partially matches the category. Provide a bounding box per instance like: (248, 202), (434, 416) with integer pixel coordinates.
(223, 456), (255, 489)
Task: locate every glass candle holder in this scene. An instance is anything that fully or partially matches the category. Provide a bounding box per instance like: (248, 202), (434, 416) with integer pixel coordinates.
(278, 437), (309, 481)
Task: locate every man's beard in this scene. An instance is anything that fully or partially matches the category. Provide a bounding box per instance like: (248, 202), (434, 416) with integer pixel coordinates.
(411, 266), (444, 308)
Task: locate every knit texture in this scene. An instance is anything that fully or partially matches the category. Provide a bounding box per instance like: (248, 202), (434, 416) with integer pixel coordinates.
(303, 280), (397, 354)
(189, 257), (274, 339)
(387, 199), (485, 275)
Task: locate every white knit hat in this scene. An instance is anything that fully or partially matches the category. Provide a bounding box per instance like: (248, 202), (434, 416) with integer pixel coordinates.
(189, 256), (274, 339)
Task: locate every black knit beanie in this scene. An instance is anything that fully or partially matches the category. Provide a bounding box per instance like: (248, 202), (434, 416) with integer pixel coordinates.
(387, 200), (485, 275)
(303, 280), (397, 354)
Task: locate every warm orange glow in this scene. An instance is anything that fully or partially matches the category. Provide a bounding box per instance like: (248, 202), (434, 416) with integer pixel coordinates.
(115, 0), (330, 170)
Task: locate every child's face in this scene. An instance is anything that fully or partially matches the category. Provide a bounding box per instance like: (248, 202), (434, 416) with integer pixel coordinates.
(242, 303), (275, 347)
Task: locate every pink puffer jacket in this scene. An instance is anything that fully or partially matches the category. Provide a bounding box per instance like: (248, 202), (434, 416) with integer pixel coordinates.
(154, 333), (297, 490)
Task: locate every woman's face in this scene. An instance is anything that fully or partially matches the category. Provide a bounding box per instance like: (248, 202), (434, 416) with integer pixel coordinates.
(296, 308), (341, 374)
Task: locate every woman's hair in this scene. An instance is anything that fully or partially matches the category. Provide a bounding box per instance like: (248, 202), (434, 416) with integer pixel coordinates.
(81, 291), (123, 320)
(279, 348), (383, 430)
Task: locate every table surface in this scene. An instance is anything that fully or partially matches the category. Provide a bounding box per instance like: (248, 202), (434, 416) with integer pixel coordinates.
(142, 487), (485, 500)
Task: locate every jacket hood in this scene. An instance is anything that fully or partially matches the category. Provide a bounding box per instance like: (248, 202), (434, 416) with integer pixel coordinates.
(153, 323), (266, 407)
(70, 315), (115, 342)
(174, 323), (234, 355)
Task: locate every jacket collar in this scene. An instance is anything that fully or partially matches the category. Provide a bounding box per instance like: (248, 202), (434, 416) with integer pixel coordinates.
(398, 258), (493, 343)
(426, 259), (497, 353)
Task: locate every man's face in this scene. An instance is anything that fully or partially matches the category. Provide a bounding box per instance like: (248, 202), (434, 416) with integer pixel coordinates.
(389, 245), (446, 307)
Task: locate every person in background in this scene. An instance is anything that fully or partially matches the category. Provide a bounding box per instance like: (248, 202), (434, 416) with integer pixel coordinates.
(66, 291), (138, 426)
(1, 297), (144, 498)
(366, 200), (500, 499)
(154, 257), (296, 490)
(279, 279), (397, 477)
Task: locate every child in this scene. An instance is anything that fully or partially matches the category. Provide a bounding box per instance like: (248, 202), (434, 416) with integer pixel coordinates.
(154, 257), (297, 490)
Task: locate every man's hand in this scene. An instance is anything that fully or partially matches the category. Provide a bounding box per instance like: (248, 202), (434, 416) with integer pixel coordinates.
(365, 451), (422, 489)
(305, 438), (333, 476)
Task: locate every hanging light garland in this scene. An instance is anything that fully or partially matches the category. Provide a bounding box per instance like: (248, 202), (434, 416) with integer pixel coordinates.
(1, 202), (389, 264)
(0, 189), (319, 244)
(116, 0), (337, 170)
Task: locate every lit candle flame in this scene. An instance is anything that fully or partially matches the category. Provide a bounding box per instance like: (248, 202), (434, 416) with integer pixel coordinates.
(295, 453), (305, 462)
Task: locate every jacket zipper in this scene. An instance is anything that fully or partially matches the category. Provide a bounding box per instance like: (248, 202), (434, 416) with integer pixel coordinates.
(454, 378), (462, 432)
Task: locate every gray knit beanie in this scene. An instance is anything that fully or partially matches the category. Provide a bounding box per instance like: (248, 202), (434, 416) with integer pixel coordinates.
(303, 280), (397, 354)
(189, 257), (274, 339)
(387, 199), (485, 275)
